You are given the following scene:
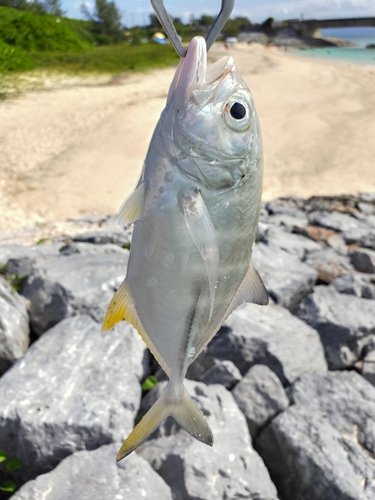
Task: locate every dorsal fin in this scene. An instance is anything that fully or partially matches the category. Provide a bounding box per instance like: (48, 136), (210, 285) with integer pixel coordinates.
(117, 183), (145, 225)
(102, 280), (170, 377)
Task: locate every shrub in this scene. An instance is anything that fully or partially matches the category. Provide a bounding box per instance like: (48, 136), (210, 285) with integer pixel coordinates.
(0, 12), (90, 51)
(0, 40), (34, 71)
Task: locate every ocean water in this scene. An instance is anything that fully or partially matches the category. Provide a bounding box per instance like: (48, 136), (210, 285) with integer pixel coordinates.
(297, 27), (375, 66)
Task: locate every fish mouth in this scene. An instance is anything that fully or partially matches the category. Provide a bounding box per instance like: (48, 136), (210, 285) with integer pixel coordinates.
(167, 37), (234, 111)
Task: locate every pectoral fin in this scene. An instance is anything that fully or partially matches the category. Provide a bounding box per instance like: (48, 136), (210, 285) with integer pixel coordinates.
(181, 188), (218, 320)
(117, 183), (145, 225)
(102, 280), (170, 377)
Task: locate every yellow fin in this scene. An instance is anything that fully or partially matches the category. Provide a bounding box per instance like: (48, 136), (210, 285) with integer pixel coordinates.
(102, 280), (170, 377)
(117, 183), (145, 225)
(116, 383), (213, 461)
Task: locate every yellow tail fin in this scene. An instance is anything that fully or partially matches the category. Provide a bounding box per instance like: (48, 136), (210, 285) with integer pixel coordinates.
(116, 383), (213, 461)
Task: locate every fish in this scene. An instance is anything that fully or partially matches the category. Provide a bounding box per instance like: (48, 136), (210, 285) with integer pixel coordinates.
(102, 35), (268, 461)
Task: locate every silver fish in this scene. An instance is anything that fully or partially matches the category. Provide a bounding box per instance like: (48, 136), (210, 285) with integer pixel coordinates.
(102, 36), (268, 461)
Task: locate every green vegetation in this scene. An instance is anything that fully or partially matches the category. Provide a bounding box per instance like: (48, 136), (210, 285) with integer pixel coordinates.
(0, 40), (33, 71)
(31, 41), (179, 73)
(81, 0), (122, 45)
(0, 0), (63, 17)
(0, 6), (253, 79)
(0, 450), (22, 497)
(0, 12), (90, 51)
(141, 375), (158, 392)
(0, 6), (180, 75)
(0, 265), (25, 292)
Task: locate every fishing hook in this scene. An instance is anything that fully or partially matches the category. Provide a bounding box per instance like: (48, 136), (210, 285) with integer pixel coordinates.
(151, 0), (235, 57)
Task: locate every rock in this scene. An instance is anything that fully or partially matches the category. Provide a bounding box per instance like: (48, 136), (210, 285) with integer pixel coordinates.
(358, 202), (375, 215)
(72, 225), (132, 247)
(0, 244), (33, 265)
(310, 211), (369, 233)
(2, 242), (63, 277)
(256, 372), (375, 500)
(256, 371), (375, 500)
(232, 364), (289, 438)
(359, 193), (375, 203)
(0, 276), (29, 374)
(295, 286), (375, 369)
(303, 195), (358, 214)
(21, 251), (128, 335)
(350, 248), (375, 273)
(67, 214), (112, 225)
(59, 242), (128, 256)
(252, 243), (317, 309)
(0, 315), (148, 484)
(330, 274), (375, 300)
(305, 248), (353, 283)
(344, 228), (375, 250)
(12, 444), (172, 500)
(199, 359), (242, 389)
(139, 380), (279, 500)
(256, 220), (269, 241)
(200, 303), (327, 386)
(362, 350), (375, 386)
(295, 225), (348, 255)
(267, 212), (308, 229)
(266, 198), (303, 215)
(263, 225), (322, 259)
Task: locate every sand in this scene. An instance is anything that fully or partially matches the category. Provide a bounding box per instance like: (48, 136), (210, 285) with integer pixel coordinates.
(0, 43), (374, 243)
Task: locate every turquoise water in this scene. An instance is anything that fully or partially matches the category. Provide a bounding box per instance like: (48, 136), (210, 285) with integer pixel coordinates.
(297, 27), (375, 66)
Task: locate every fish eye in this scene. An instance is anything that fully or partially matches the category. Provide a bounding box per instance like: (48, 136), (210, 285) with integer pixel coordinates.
(224, 96), (252, 131)
(230, 102), (246, 120)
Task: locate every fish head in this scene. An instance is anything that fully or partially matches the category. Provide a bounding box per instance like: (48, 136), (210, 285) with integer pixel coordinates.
(164, 36), (261, 189)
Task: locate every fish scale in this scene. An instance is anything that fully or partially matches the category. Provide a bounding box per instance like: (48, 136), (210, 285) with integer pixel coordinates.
(102, 36), (268, 461)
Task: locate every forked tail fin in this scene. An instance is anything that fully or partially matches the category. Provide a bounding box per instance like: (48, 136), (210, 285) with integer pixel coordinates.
(116, 382), (213, 461)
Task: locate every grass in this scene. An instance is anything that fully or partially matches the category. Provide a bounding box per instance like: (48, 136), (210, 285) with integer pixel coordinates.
(30, 42), (180, 74)
(0, 6), (181, 97)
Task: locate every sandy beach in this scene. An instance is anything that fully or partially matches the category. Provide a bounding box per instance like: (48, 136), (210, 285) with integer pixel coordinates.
(0, 43), (374, 243)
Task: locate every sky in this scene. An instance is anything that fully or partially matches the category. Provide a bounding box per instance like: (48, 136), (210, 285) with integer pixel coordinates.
(65, 0), (375, 27)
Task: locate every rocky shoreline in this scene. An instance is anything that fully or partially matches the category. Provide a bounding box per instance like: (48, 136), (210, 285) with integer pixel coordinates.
(1, 192), (375, 499)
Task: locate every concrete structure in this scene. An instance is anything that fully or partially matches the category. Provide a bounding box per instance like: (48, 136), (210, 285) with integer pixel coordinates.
(286, 17), (375, 38)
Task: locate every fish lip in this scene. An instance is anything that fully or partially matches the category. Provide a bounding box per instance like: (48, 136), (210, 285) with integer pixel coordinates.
(167, 37), (207, 112)
(168, 37), (235, 110)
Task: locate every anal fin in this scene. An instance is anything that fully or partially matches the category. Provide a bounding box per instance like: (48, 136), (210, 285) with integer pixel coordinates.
(193, 262), (268, 358)
(230, 263), (269, 309)
(102, 280), (170, 377)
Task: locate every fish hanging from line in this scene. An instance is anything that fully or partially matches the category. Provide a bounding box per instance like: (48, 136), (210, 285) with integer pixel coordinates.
(102, 35), (268, 461)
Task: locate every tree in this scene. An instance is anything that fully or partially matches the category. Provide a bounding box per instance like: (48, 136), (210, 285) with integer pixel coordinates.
(199, 15), (214, 27)
(44, 0), (63, 16)
(222, 16), (251, 37)
(149, 13), (161, 28)
(81, 0), (122, 44)
(261, 17), (274, 35)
